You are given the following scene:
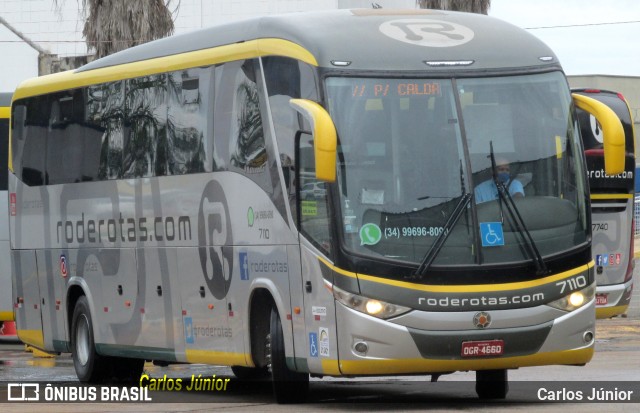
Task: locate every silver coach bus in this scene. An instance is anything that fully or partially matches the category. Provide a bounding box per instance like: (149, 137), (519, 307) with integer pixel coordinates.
(9, 9), (624, 402)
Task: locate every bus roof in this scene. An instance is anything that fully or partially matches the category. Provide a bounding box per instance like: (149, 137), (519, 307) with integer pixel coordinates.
(14, 9), (561, 99)
(81, 9), (558, 73)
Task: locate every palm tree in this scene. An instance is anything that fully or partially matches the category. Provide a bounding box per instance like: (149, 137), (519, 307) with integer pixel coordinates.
(416, 0), (491, 14)
(55, 0), (178, 58)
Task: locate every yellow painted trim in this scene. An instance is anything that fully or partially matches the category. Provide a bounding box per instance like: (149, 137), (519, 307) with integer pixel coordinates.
(290, 99), (337, 182)
(590, 193), (633, 200)
(185, 349), (249, 366)
(596, 305), (628, 319)
(573, 93), (625, 175)
(318, 256), (594, 293)
(17, 329), (45, 349)
(13, 38), (318, 101)
(0, 311), (14, 321)
(321, 359), (342, 375)
(555, 136), (563, 159)
(338, 347), (593, 375)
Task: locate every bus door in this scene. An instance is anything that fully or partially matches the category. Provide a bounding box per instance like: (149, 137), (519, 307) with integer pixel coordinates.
(11, 250), (45, 348)
(295, 129), (339, 373)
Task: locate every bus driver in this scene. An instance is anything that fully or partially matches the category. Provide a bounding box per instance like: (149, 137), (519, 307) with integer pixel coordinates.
(474, 158), (524, 203)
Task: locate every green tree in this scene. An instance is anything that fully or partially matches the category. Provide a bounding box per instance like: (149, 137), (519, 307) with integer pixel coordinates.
(416, 0), (491, 14)
(56, 0), (178, 58)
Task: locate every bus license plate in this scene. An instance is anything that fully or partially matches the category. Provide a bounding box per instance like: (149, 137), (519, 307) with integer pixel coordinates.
(461, 340), (504, 357)
(596, 294), (608, 306)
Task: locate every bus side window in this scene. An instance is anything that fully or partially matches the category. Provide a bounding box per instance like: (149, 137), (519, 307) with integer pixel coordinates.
(87, 81), (125, 180)
(165, 68), (213, 176)
(124, 74), (167, 179)
(16, 97), (48, 186)
(297, 132), (332, 255)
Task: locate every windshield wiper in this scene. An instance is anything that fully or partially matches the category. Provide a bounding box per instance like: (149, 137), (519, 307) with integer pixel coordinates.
(409, 192), (472, 280)
(489, 143), (548, 275)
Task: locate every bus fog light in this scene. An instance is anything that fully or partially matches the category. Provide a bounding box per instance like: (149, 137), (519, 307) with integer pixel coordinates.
(365, 300), (383, 315)
(547, 283), (595, 312)
(354, 341), (368, 354)
(569, 291), (585, 307)
(583, 331), (594, 343)
(332, 285), (411, 319)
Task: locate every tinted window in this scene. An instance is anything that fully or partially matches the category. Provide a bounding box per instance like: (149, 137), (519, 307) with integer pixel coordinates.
(262, 57), (319, 223)
(11, 98), (47, 186)
(124, 75), (167, 178)
(87, 81), (125, 180)
(46, 89), (101, 184)
(215, 60), (273, 193)
(165, 68), (213, 175)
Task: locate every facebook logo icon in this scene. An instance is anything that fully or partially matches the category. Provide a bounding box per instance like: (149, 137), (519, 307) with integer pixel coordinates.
(240, 252), (250, 280)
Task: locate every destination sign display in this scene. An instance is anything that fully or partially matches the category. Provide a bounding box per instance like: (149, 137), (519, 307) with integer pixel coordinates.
(352, 82), (442, 98)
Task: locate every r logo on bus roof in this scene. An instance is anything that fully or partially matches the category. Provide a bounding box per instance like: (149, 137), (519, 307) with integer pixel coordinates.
(379, 19), (474, 48)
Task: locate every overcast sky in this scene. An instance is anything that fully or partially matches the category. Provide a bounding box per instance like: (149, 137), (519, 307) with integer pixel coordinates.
(489, 0), (640, 76)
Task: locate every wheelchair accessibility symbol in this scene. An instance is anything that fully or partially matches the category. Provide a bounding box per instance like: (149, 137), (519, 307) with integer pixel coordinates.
(309, 332), (318, 357)
(480, 222), (504, 247)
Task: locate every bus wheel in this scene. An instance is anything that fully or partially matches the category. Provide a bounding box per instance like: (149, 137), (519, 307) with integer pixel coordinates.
(475, 369), (509, 399)
(71, 296), (108, 383)
(231, 365), (270, 380)
(266, 306), (309, 403)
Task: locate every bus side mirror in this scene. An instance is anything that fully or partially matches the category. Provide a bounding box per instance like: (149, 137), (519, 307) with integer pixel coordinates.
(290, 99), (337, 182)
(572, 93), (625, 175)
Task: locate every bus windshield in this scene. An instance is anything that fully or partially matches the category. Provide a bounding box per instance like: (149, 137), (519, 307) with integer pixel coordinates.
(327, 71), (588, 268)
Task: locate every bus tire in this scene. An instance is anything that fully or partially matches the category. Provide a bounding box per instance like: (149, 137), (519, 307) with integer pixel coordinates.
(71, 296), (109, 383)
(475, 369), (509, 399)
(267, 305), (309, 403)
(231, 365), (270, 380)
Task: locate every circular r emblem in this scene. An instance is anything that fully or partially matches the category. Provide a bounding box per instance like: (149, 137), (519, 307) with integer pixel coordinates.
(379, 19), (474, 48)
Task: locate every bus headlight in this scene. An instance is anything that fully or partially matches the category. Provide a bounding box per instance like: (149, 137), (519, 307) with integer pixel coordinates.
(547, 283), (596, 312)
(333, 285), (411, 319)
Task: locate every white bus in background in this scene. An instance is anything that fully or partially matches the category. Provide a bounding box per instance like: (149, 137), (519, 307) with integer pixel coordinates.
(573, 88), (636, 318)
(0, 93), (14, 336)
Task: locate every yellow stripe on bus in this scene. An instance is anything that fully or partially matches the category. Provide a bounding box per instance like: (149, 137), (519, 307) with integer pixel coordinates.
(318, 256), (594, 294)
(0, 106), (9, 118)
(184, 349), (249, 366)
(0, 311), (14, 322)
(16, 329), (45, 349)
(338, 347), (593, 375)
(590, 193), (634, 200)
(596, 305), (629, 319)
(13, 38), (318, 100)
